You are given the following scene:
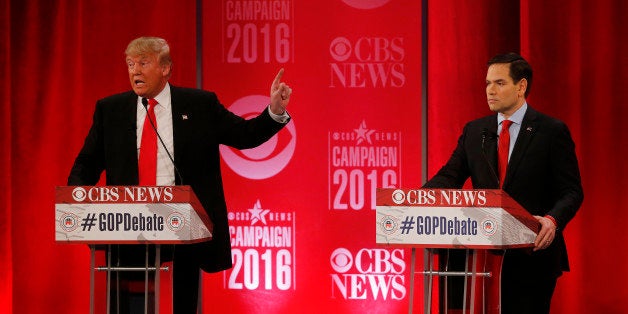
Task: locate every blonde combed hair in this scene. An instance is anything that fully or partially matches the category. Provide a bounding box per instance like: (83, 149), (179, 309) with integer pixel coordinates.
(125, 37), (172, 67)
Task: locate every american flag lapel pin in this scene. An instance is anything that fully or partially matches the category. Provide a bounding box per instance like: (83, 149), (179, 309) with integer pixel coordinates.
(526, 126), (533, 132)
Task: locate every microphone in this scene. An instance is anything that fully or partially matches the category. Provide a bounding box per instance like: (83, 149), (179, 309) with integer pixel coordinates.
(142, 98), (185, 185)
(481, 128), (500, 187)
(481, 128), (496, 148)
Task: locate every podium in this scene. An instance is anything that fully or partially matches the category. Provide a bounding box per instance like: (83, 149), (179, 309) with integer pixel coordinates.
(376, 188), (539, 314)
(55, 185), (213, 314)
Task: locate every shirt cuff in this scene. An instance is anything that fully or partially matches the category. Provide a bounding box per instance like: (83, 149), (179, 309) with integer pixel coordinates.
(268, 105), (290, 124)
(545, 215), (558, 229)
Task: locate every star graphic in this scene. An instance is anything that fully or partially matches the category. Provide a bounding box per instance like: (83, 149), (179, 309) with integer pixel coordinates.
(248, 200), (270, 226)
(354, 120), (375, 145)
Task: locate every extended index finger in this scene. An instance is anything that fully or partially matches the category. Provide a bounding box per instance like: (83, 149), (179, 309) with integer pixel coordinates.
(273, 68), (285, 86)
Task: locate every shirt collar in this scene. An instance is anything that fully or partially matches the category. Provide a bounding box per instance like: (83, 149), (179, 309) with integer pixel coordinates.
(152, 83), (171, 111)
(498, 101), (527, 125)
(137, 83), (171, 111)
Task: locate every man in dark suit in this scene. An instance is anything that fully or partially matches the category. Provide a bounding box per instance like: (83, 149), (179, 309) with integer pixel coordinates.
(424, 53), (583, 313)
(68, 37), (292, 313)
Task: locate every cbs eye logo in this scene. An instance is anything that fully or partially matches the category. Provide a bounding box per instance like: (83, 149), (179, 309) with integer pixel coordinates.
(330, 248), (353, 273)
(72, 187), (87, 202)
(391, 189), (405, 204)
(330, 37), (352, 62)
(220, 95), (296, 180)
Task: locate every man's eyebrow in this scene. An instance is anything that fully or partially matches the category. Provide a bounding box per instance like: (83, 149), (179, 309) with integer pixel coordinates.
(126, 56), (148, 61)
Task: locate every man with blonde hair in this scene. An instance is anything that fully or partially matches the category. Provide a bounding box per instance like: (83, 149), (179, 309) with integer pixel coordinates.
(69, 36), (293, 313)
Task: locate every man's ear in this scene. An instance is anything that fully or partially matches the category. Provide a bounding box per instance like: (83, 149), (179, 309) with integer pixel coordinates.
(162, 64), (172, 78)
(518, 78), (528, 97)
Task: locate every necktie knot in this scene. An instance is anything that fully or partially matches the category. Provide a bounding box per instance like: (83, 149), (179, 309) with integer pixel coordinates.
(148, 98), (158, 107)
(501, 119), (512, 130)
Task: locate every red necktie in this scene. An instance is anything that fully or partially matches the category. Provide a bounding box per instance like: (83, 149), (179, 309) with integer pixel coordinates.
(139, 98), (158, 185)
(498, 120), (513, 188)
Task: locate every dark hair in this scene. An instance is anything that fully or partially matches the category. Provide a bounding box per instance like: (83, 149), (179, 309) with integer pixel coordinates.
(488, 53), (532, 97)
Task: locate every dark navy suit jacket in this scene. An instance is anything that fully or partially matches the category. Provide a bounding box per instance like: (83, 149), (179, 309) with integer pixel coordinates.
(68, 85), (288, 272)
(424, 106), (583, 276)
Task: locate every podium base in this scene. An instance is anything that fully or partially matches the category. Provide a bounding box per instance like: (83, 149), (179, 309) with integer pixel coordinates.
(89, 244), (171, 314)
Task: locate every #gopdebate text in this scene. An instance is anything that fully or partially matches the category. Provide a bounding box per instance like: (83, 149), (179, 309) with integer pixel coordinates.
(399, 216), (478, 235)
(97, 213), (164, 232)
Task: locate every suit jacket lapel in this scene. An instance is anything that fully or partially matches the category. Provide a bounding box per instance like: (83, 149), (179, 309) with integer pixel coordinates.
(503, 106), (538, 188)
(485, 118), (499, 185)
(170, 86), (189, 184)
(115, 92), (141, 184)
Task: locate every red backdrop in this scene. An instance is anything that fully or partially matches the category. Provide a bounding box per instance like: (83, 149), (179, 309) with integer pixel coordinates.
(427, 0), (628, 313)
(2, 0), (627, 313)
(200, 1), (422, 313)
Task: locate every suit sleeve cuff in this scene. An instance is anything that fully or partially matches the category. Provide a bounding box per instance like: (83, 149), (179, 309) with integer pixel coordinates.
(545, 215), (558, 229)
(267, 105), (290, 124)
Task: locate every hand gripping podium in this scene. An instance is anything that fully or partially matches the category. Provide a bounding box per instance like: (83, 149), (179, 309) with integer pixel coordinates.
(376, 189), (539, 314)
(55, 185), (213, 314)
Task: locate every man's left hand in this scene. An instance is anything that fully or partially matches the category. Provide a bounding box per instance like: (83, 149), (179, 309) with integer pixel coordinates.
(270, 68), (292, 115)
(533, 215), (557, 251)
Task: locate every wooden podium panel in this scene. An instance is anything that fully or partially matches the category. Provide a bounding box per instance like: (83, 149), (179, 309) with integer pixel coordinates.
(55, 185), (213, 314)
(376, 189), (539, 314)
(55, 185), (213, 244)
(376, 189), (537, 249)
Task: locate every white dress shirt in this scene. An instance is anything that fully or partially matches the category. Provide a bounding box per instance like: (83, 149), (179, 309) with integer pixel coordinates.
(497, 102), (528, 161)
(136, 83), (175, 186)
(136, 83), (290, 186)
